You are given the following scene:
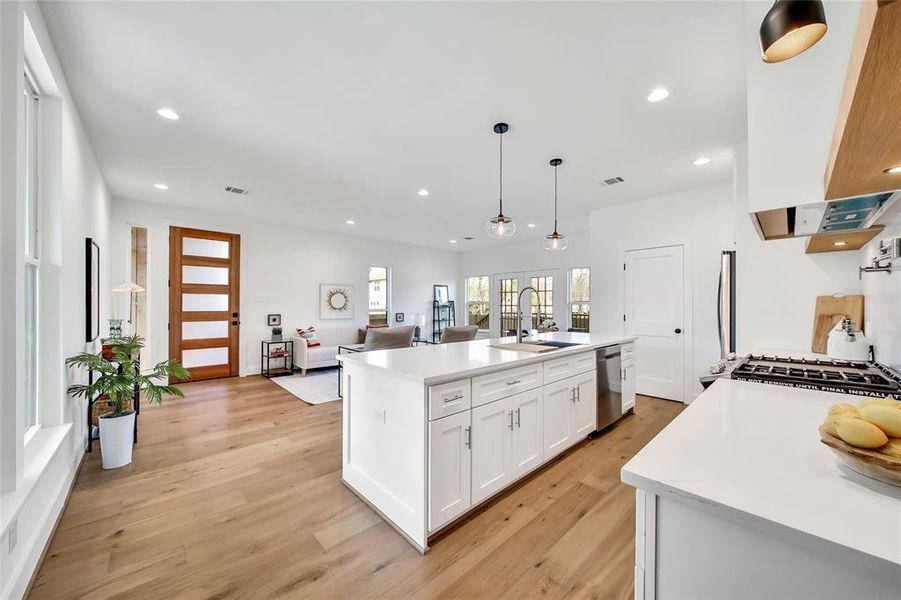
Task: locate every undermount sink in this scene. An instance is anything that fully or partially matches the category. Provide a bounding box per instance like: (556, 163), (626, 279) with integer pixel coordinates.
(530, 340), (584, 349)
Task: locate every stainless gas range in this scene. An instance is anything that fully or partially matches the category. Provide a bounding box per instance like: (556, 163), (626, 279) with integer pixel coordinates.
(730, 355), (901, 400)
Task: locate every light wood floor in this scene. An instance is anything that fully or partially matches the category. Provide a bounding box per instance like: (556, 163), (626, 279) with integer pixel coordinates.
(29, 375), (683, 599)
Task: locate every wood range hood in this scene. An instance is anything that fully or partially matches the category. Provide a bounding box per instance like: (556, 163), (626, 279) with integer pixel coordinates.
(754, 0), (901, 253)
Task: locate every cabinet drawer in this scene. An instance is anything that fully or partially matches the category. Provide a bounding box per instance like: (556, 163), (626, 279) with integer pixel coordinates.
(543, 350), (596, 384)
(622, 342), (635, 357)
(472, 364), (543, 408)
(429, 379), (472, 420)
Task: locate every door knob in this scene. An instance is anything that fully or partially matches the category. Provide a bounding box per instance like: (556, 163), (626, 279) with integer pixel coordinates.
(674, 328), (682, 334)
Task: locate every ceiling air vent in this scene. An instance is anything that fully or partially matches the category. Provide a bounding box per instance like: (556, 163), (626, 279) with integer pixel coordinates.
(225, 186), (249, 195)
(602, 176), (625, 186)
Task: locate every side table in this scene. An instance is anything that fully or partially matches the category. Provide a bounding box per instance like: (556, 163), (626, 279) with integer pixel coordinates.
(262, 339), (294, 378)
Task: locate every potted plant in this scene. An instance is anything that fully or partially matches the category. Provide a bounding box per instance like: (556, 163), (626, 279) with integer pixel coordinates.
(66, 334), (190, 469)
(271, 326), (283, 341)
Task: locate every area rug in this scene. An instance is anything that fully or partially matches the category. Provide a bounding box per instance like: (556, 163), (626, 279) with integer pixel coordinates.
(271, 368), (341, 405)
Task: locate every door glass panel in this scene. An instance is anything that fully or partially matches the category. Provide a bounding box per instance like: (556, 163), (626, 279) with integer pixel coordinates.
(182, 293), (228, 311)
(499, 278), (519, 335)
(182, 265), (229, 285)
(530, 276), (554, 328)
(182, 347), (229, 368)
(183, 321), (229, 340)
(182, 237), (229, 258)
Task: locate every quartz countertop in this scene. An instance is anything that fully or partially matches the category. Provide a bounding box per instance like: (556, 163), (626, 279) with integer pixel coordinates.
(337, 331), (634, 385)
(622, 378), (901, 566)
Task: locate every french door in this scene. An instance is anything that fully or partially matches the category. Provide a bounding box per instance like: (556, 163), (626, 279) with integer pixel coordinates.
(492, 270), (560, 337)
(169, 227), (241, 381)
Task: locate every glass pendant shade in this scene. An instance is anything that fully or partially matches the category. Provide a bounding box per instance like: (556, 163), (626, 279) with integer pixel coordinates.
(486, 214), (517, 239)
(543, 232), (567, 251)
(759, 0), (827, 63)
(543, 157), (567, 252)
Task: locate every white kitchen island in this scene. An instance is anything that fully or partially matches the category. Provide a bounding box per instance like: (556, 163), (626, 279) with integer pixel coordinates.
(622, 379), (901, 599)
(337, 332), (636, 551)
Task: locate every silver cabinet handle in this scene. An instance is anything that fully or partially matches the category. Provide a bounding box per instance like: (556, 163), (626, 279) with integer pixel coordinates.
(571, 388), (576, 403)
(464, 426), (472, 449)
(516, 407), (521, 428)
(508, 411), (514, 430)
(576, 387), (581, 402)
(443, 394), (464, 403)
(506, 379), (522, 386)
(622, 369), (626, 382)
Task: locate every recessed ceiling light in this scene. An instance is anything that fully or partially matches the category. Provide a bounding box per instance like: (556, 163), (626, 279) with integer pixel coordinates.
(418, 188), (429, 197)
(884, 166), (901, 174)
(449, 239), (457, 244)
(693, 157), (711, 166)
(153, 183), (169, 190)
(833, 241), (847, 247)
(157, 107), (180, 120)
(527, 223), (536, 228)
(647, 87), (670, 103)
(346, 219), (355, 225)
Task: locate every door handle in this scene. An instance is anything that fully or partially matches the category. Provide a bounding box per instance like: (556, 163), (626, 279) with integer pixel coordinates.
(576, 387), (580, 402)
(571, 388), (576, 403)
(506, 379), (522, 386)
(674, 328), (682, 334)
(508, 411), (514, 430)
(516, 407), (521, 428)
(444, 394), (464, 403)
(464, 426), (472, 449)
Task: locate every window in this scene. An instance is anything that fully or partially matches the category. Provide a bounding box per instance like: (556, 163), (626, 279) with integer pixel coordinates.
(23, 71), (40, 432)
(498, 276), (519, 335)
(465, 276), (490, 331)
(569, 268), (590, 332)
(368, 266), (389, 326)
(529, 275), (554, 329)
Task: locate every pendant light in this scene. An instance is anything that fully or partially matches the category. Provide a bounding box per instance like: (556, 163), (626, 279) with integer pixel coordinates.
(543, 158), (567, 251)
(759, 0), (828, 64)
(486, 122), (517, 239)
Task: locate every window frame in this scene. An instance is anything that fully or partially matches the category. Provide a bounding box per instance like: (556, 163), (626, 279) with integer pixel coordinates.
(464, 275), (490, 332)
(367, 265), (390, 326)
(568, 267), (590, 332)
(23, 68), (42, 440)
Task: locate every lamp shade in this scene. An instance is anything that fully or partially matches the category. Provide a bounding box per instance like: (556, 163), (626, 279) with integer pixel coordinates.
(111, 281), (145, 293)
(759, 0), (827, 64)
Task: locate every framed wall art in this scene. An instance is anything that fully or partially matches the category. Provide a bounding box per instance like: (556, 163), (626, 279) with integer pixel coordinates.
(320, 284), (355, 320)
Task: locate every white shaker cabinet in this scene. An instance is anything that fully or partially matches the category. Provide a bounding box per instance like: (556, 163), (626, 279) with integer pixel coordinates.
(428, 410), (472, 532)
(510, 388), (543, 479)
(542, 377), (575, 460)
(471, 397), (513, 503)
(622, 358), (636, 412)
(571, 370), (597, 439)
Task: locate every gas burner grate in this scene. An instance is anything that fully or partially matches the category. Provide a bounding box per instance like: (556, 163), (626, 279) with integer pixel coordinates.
(731, 356), (901, 399)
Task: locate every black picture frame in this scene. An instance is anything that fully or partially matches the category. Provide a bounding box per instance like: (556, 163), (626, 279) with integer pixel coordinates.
(395, 312), (405, 323)
(267, 313), (282, 326)
(433, 284), (449, 305)
(85, 238), (100, 343)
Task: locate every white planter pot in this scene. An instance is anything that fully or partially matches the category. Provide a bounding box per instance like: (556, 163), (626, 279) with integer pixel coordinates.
(99, 411), (135, 469)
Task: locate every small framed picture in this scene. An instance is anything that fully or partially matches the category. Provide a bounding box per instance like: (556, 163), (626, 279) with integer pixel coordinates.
(395, 312), (405, 323)
(267, 314), (281, 326)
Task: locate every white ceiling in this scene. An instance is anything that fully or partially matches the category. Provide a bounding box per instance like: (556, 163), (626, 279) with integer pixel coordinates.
(40, 1), (748, 250)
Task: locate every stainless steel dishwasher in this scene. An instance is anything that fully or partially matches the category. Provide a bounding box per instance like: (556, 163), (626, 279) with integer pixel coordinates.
(595, 346), (623, 431)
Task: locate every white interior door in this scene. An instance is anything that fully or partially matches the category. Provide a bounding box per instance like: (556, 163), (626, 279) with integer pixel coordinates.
(624, 245), (685, 402)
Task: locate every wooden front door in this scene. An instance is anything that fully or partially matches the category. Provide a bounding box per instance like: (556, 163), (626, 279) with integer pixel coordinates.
(169, 227), (240, 381)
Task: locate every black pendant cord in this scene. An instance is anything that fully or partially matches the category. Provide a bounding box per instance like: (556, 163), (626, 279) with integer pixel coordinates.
(553, 162), (559, 235)
(498, 131), (504, 216)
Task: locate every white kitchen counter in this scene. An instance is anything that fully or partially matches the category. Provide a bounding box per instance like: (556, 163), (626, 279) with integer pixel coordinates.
(337, 331), (634, 385)
(622, 378), (901, 598)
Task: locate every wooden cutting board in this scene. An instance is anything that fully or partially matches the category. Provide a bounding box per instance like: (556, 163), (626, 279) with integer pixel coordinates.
(811, 294), (865, 354)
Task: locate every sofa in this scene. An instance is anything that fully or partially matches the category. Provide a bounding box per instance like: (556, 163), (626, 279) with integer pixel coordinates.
(292, 326), (361, 375)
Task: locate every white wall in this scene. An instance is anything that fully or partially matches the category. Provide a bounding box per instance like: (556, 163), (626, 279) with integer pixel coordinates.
(0, 3), (112, 598)
(588, 182), (735, 402)
(860, 202), (901, 370)
(458, 231), (590, 335)
(110, 200), (460, 374)
(732, 143), (864, 355)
